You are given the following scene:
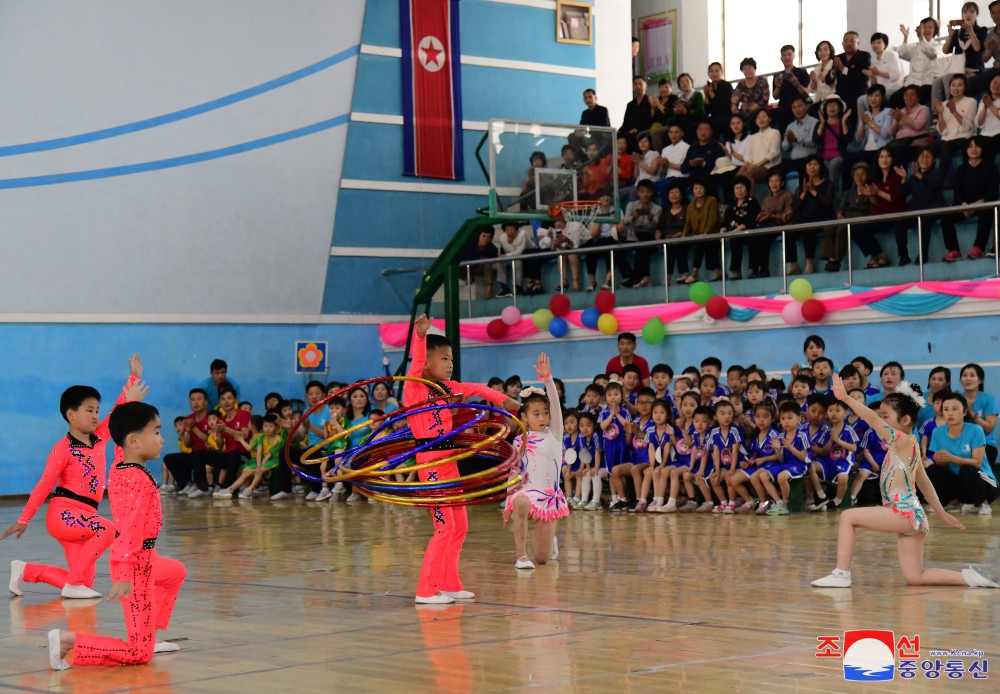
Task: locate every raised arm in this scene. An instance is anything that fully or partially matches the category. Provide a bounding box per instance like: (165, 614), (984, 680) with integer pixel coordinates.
(533, 353), (562, 440)
(830, 374), (911, 458)
(95, 354), (146, 441)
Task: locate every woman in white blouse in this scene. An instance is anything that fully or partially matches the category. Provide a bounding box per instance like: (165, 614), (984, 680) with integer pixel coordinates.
(736, 109), (781, 183)
(935, 74), (978, 179)
(977, 74), (1000, 162)
(809, 40), (837, 110)
(892, 18), (941, 107)
(858, 32), (904, 116)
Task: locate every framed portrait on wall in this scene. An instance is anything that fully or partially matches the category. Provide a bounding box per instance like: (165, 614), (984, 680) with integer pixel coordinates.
(556, 1), (592, 45)
(638, 10), (678, 82)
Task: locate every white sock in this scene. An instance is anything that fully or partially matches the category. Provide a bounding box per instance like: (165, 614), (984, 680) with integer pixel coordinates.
(653, 496), (664, 505)
(611, 494), (619, 504)
(581, 476), (591, 502)
(591, 477), (602, 503)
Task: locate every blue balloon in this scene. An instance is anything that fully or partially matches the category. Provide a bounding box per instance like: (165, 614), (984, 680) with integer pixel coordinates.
(581, 307), (601, 329)
(549, 316), (569, 338)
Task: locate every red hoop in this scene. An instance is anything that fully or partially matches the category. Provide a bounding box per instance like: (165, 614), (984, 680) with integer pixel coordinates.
(549, 199), (601, 225)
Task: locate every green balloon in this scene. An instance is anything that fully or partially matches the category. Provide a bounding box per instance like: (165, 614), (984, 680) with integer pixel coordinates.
(532, 308), (554, 330)
(642, 317), (666, 345)
(789, 278), (813, 302)
(689, 281), (713, 306)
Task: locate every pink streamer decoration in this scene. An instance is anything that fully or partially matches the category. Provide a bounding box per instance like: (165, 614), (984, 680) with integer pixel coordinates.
(378, 279), (1000, 347)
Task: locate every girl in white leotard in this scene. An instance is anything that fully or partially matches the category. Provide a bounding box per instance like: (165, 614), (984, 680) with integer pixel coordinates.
(812, 375), (1000, 589)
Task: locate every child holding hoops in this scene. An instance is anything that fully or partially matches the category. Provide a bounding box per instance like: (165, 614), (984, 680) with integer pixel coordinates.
(504, 354), (569, 570)
(812, 375), (999, 588)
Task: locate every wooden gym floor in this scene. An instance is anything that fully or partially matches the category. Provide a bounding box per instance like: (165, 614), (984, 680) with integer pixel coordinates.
(1, 495), (999, 693)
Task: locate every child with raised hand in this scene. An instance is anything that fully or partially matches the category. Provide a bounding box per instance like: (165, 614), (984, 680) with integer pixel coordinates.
(812, 375), (999, 589)
(641, 400), (676, 512)
(763, 401), (812, 515)
(576, 412), (604, 510)
(709, 400), (747, 513)
(687, 406), (716, 512)
(600, 382), (632, 510)
(504, 353), (568, 570)
(561, 410), (584, 509)
(214, 414), (285, 499)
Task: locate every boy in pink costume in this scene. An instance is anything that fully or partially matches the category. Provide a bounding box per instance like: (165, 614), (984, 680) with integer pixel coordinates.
(406, 315), (519, 604)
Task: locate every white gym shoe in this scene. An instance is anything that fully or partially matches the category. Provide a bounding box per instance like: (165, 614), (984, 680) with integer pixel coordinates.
(154, 641), (181, 653)
(550, 537), (559, 561)
(961, 503), (976, 513)
(441, 590), (475, 600)
(180, 482), (196, 495)
(694, 502), (714, 513)
(583, 500), (601, 511)
(158, 484), (176, 495)
(346, 493), (361, 502)
(61, 584), (101, 599)
(811, 569), (852, 588)
(333, 482), (346, 496)
(979, 503), (993, 516)
(305, 491), (319, 501)
(661, 499), (678, 513)
(756, 500), (773, 515)
(964, 566), (1000, 588)
(414, 592), (455, 604)
(735, 500), (756, 514)
(515, 557), (535, 570)
(212, 489), (233, 499)
(270, 491), (292, 500)
(679, 500), (698, 512)
(316, 488), (333, 501)
(186, 488), (208, 499)
(9, 559), (25, 596)
(48, 629), (70, 670)
(238, 488), (252, 499)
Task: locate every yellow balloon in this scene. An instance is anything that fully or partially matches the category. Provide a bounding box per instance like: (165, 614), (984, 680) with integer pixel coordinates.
(597, 312), (618, 335)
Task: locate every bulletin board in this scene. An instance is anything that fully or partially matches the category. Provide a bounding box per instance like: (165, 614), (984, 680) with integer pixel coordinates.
(639, 10), (677, 82)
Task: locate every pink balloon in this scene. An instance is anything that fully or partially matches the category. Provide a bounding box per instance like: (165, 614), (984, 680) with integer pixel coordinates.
(781, 301), (804, 327)
(500, 305), (522, 326)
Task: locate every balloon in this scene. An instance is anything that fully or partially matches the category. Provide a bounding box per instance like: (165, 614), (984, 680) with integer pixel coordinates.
(597, 313), (618, 335)
(641, 317), (666, 345)
(500, 305), (522, 326)
(532, 308), (554, 331)
(486, 318), (509, 340)
(789, 278), (813, 302)
(581, 307), (601, 329)
(689, 281), (713, 306)
(549, 293), (571, 317)
(801, 298), (827, 323)
(595, 290), (616, 314)
(781, 301), (805, 326)
(549, 316), (569, 338)
(705, 296), (730, 320)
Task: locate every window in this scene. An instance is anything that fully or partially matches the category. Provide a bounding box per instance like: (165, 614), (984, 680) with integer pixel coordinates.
(723, 0), (799, 80)
(801, 0), (847, 70)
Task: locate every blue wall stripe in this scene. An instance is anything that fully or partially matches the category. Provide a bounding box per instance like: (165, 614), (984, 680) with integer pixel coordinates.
(0, 45), (359, 157)
(0, 115), (348, 189)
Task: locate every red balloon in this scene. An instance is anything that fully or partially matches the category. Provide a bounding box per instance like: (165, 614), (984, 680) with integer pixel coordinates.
(594, 290), (616, 314)
(486, 318), (509, 339)
(549, 293), (571, 317)
(801, 298), (827, 323)
(705, 296), (730, 320)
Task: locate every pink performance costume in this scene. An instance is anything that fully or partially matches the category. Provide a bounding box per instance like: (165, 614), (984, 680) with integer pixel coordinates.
(72, 462), (186, 666)
(17, 376), (138, 591)
(504, 378), (569, 521)
(404, 332), (509, 599)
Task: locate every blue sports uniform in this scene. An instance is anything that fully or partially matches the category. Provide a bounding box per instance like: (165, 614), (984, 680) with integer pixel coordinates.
(707, 425), (744, 476)
(745, 428), (782, 477)
(820, 423), (858, 481)
(629, 416), (658, 465)
(599, 406), (632, 470)
(776, 429), (811, 478)
(562, 432), (582, 472)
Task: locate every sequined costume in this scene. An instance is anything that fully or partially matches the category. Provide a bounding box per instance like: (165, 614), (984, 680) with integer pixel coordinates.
(404, 332), (509, 599)
(72, 462), (186, 666)
(505, 376), (569, 522)
(879, 430), (929, 535)
(16, 376), (138, 591)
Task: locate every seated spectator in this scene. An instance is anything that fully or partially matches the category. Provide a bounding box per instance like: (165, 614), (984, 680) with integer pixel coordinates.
(676, 177), (721, 284)
(580, 141), (612, 199)
(719, 175), (761, 280)
(630, 133), (661, 201)
(658, 123), (690, 187)
(895, 147), (946, 264)
(651, 78), (678, 132)
(551, 144), (581, 203)
(736, 109), (782, 184)
(199, 359), (241, 410)
(620, 75), (655, 152)
(892, 18), (941, 107)
(790, 155), (835, 275)
(724, 113), (751, 175)
(605, 332), (650, 385)
(681, 120), (726, 195)
(809, 40), (838, 105)
(934, 74), (978, 180)
(821, 162), (872, 272)
(672, 72), (706, 136)
(462, 225), (499, 299)
(772, 44), (811, 131)
(752, 171), (794, 278)
(164, 388), (212, 497)
(961, 362), (1000, 464)
(941, 136), (999, 261)
(550, 219), (585, 292)
(370, 381), (400, 414)
(888, 85), (932, 166)
(731, 57), (770, 121)
(615, 136), (635, 198)
(781, 97), (818, 179)
(977, 73), (1000, 161)
(704, 62), (734, 134)
(580, 88), (611, 127)
(812, 96), (851, 191)
(927, 392), (998, 514)
(834, 31), (871, 133)
(520, 151), (548, 203)
(660, 184), (689, 278)
(854, 84), (895, 166)
(621, 179), (662, 288)
(496, 221), (538, 296)
(581, 192), (629, 291)
(852, 147), (905, 268)
(859, 32), (903, 113)
(932, 4), (987, 104)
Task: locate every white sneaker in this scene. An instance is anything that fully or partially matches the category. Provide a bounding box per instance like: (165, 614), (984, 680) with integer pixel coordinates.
(154, 641), (181, 653)
(270, 491), (292, 500)
(61, 584), (101, 599)
(979, 503), (993, 516)
(583, 500), (601, 511)
(550, 537), (559, 561)
(515, 557), (535, 570)
(735, 501), (756, 514)
(48, 629), (70, 670)
(811, 569), (852, 588)
(441, 590), (475, 600)
(181, 482), (196, 495)
(186, 488), (208, 499)
(961, 503), (976, 513)
(964, 566), (1000, 588)
(661, 500), (678, 513)
(694, 502), (714, 513)
(158, 484), (175, 495)
(293, 484), (306, 494)
(212, 489), (233, 499)
(9, 560), (25, 596)
(333, 482), (346, 496)
(679, 500), (698, 512)
(414, 592), (455, 604)
(239, 488), (252, 499)
(756, 500), (773, 515)
(305, 491), (319, 501)
(346, 493), (361, 502)
(316, 488), (333, 501)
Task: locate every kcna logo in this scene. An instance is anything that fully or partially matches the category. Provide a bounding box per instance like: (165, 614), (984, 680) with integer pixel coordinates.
(817, 630), (915, 681)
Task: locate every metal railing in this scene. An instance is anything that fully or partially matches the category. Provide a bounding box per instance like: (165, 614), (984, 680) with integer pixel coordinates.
(458, 199), (1000, 314)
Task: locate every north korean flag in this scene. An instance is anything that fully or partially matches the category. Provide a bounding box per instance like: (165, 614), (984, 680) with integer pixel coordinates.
(400, 0), (464, 180)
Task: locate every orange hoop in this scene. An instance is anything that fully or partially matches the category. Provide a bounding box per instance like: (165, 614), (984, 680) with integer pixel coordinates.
(550, 199), (601, 225)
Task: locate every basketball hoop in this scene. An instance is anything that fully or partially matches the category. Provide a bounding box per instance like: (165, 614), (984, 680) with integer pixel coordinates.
(550, 200), (601, 226)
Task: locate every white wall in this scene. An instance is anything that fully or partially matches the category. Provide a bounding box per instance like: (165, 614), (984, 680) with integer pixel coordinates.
(0, 0), (363, 315)
(595, 0), (635, 128)
(632, 0), (722, 81)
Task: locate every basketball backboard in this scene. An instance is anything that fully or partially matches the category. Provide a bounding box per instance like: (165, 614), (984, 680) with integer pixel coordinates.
(487, 119), (619, 223)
